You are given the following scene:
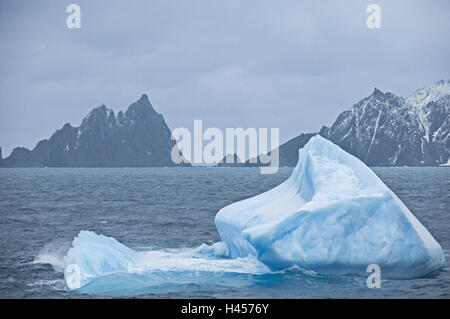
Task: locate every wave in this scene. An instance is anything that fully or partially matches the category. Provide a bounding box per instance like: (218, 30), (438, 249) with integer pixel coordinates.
(34, 241), (72, 272)
(35, 231), (370, 296)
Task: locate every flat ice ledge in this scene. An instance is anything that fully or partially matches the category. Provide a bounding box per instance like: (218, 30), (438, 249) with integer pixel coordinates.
(215, 136), (445, 278)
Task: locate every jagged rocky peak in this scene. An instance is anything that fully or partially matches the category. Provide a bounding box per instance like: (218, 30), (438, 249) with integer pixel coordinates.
(61, 123), (73, 130)
(53, 123), (76, 139)
(81, 104), (115, 126)
(407, 80), (450, 107)
(368, 87), (400, 102)
(0, 93), (185, 167)
(139, 93), (150, 103)
(352, 88), (405, 115)
(319, 125), (330, 137)
(372, 87), (384, 97)
(125, 94), (157, 117)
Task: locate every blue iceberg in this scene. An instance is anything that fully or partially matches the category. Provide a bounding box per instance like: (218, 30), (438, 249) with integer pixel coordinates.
(63, 231), (270, 293)
(63, 231), (142, 291)
(215, 136), (445, 278)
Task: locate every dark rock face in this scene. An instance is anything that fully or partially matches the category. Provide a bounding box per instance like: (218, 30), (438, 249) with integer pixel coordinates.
(1, 81), (448, 168)
(320, 89), (425, 166)
(321, 81), (450, 166)
(405, 80), (450, 166)
(0, 95), (188, 167)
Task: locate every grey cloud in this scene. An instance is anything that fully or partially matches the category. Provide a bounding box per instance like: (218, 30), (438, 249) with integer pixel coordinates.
(0, 0), (449, 156)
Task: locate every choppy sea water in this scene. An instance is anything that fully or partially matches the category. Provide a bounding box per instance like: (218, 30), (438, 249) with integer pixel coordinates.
(0, 167), (448, 298)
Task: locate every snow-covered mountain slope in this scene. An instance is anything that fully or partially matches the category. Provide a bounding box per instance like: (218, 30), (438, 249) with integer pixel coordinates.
(406, 80), (450, 164)
(320, 80), (450, 166)
(406, 80), (450, 141)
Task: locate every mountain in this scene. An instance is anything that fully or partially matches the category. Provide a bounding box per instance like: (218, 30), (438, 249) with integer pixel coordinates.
(320, 88), (426, 166)
(217, 153), (245, 167)
(321, 80), (449, 166)
(245, 133), (316, 167)
(2, 81), (448, 168)
(252, 80), (450, 167)
(0, 94), (188, 167)
(405, 80), (450, 165)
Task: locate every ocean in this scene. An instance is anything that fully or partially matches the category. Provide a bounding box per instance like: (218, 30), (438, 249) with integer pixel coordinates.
(0, 167), (448, 298)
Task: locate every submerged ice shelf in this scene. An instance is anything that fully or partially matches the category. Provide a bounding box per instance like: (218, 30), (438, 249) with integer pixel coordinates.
(215, 136), (445, 278)
(63, 136), (445, 293)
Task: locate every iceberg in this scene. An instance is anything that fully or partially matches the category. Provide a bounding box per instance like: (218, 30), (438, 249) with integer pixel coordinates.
(63, 230), (271, 293)
(215, 136), (445, 278)
(63, 231), (142, 290)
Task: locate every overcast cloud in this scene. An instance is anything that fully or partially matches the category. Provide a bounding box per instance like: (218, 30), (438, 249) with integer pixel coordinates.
(0, 0), (449, 156)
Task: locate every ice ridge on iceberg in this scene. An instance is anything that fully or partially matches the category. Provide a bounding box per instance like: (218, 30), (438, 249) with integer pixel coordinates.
(215, 135), (445, 278)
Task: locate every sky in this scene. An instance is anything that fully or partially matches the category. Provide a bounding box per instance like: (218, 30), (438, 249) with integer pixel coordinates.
(0, 0), (449, 157)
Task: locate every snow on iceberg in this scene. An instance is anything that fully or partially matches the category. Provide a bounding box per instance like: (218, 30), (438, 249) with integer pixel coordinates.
(215, 135), (445, 278)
